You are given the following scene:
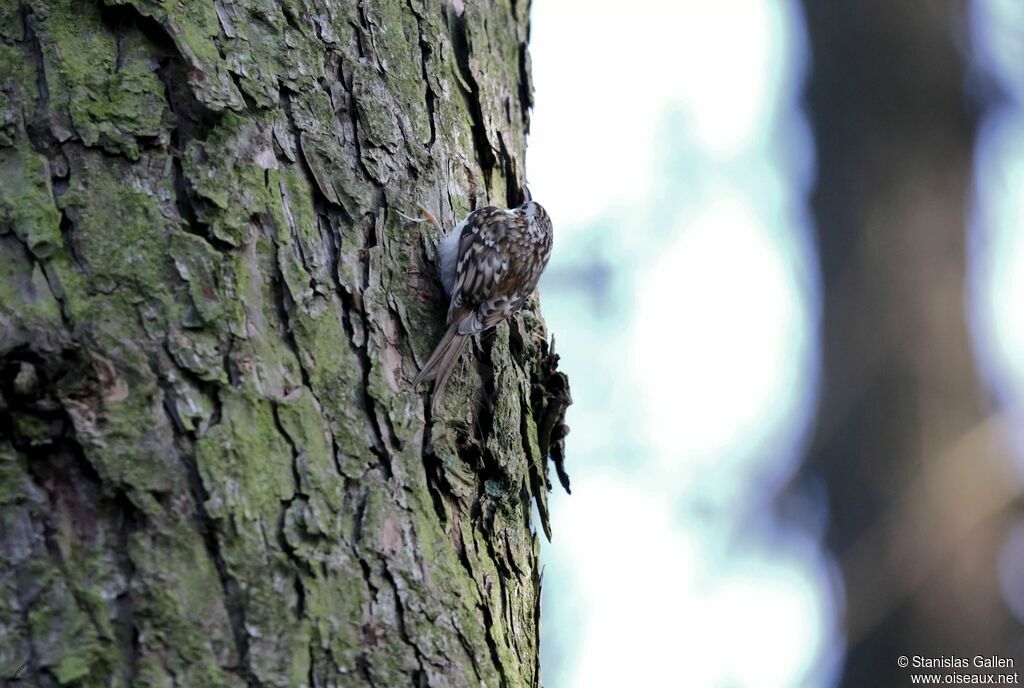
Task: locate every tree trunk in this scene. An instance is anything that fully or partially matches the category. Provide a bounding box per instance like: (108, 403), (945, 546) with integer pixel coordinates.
(800, 2), (1020, 684)
(0, 1), (568, 686)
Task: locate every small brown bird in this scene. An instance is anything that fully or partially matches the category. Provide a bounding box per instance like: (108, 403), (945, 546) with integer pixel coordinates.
(410, 197), (554, 411)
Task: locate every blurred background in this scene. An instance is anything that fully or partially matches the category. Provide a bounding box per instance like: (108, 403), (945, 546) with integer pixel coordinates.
(526, 1), (1024, 686)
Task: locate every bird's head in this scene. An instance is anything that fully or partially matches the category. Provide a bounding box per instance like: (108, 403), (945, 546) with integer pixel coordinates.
(520, 199), (552, 238)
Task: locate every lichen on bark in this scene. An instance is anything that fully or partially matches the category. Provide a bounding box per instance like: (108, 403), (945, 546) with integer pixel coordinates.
(0, 0), (568, 686)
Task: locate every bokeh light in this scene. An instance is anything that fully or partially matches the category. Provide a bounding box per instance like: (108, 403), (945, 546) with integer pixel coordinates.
(970, 0), (1024, 629)
(970, 0), (1024, 462)
(528, 1), (839, 685)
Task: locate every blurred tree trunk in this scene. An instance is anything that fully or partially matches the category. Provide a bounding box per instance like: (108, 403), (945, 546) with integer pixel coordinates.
(0, 1), (567, 686)
(801, 1), (1021, 684)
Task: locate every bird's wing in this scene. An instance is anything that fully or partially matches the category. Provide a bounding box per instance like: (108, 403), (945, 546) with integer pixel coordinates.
(448, 207), (516, 324)
(472, 288), (531, 333)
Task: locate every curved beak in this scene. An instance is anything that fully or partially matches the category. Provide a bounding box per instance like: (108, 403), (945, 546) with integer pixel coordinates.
(522, 185), (532, 203)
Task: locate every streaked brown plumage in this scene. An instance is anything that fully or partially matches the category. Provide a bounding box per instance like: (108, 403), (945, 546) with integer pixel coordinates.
(412, 200), (553, 411)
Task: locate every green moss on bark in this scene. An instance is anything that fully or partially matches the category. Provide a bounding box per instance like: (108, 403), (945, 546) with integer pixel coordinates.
(0, 145), (60, 258)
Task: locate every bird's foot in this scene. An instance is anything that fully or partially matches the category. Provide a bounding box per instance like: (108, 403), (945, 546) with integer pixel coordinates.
(395, 204), (443, 233)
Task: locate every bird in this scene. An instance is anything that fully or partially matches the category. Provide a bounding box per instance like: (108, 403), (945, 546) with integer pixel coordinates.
(406, 195), (554, 412)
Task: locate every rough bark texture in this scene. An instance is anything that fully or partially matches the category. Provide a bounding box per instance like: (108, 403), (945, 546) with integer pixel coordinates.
(800, 2), (1021, 685)
(0, 0), (569, 686)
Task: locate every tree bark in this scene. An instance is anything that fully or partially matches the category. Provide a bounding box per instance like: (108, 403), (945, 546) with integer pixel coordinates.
(0, 1), (568, 686)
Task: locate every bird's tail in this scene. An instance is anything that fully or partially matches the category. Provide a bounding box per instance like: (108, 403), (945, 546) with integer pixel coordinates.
(412, 320), (470, 411)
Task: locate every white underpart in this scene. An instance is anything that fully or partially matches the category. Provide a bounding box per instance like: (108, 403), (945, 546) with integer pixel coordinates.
(439, 218), (465, 296)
